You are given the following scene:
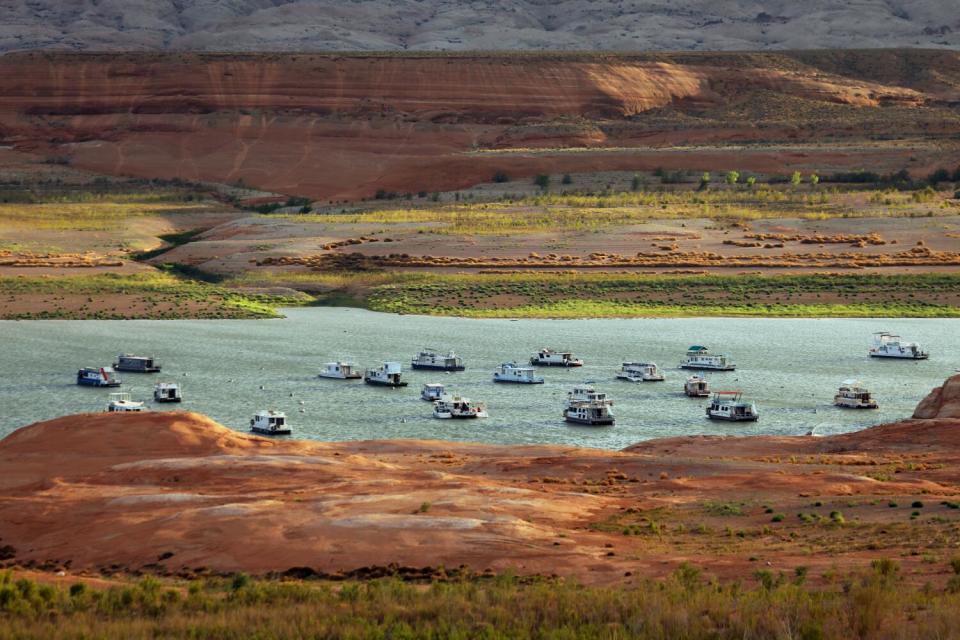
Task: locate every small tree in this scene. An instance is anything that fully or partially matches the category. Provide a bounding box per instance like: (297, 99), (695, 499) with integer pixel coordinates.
(698, 172), (711, 190)
(746, 176), (757, 188)
(630, 174), (642, 191)
(725, 170), (740, 185)
(810, 173), (820, 187)
(561, 173), (572, 185)
(492, 171), (510, 183)
(534, 174), (550, 190)
(791, 171), (802, 187)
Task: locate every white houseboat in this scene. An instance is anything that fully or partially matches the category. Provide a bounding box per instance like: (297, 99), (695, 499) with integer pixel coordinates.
(616, 362), (665, 382)
(364, 362), (408, 387)
(319, 358), (362, 379)
(564, 386), (615, 426)
(493, 362), (544, 384)
(411, 349), (465, 371)
(530, 348), (583, 367)
(869, 332), (928, 360)
(421, 383), (445, 401)
(680, 346), (736, 371)
(684, 374), (710, 397)
(107, 392), (145, 412)
(77, 367), (121, 387)
(705, 391), (758, 422)
(153, 382), (182, 403)
(113, 354), (161, 373)
(433, 394), (489, 419)
(834, 379), (878, 409)
(250, 410), (291, 435)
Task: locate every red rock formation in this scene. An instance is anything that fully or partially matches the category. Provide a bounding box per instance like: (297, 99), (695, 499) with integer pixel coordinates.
(0, 52), (956, 200)
(2, 389), (960, 582)
(913, 374), (960, 420)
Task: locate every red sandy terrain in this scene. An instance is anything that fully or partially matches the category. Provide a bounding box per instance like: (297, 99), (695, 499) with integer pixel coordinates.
(2, 375), (960, 585)
(3, 50), (960, 201)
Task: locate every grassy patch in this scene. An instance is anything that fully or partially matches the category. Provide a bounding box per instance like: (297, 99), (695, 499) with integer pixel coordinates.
(290, 186), (956, 234)
(0, 273), (310, 320)
(365, 272), (960, 318)
(0, 192), (218, 232)
(1, 565), (960, 638)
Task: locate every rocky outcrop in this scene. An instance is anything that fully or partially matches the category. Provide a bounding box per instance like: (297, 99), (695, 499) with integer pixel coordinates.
(913, 374), (960, 419)
(2, 392), (960, 582)
(2, 0), (959, 53)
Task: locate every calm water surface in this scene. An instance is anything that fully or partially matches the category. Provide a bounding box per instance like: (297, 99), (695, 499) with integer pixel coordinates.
(1, 309), (956, 450)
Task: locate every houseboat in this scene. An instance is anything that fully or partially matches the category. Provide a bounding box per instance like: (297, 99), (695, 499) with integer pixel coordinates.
(319, 358), (362, 379)
(705, 391), (758, 422)
(106, 392), (144, 412)
(77, 367), (121, 387)
(616, 362), (665, 382)
(113, 354), (161, 373)
(411, 349), (465, 371)
(493, 362), (544, 384)
(680, 346), (736, 371)
(364, 362), (408, 387)
(834, 379), (878, 409)
(421, 383), (445, 401)
(433, 394), (489, 419)
(530, 348), (583, 367)
(250, 410), (291, 435)
(153, 381), (182, 403)
(869, 332), (928, 360)
(564, 386), (615, 426)
(684, 374), (710, 397)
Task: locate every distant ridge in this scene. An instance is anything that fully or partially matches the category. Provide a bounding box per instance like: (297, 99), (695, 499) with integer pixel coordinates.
(0, 0), (958, 54)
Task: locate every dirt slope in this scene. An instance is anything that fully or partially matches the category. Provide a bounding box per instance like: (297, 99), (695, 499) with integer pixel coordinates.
(2, 377), (960, 585)
(2, 51), (959, 200)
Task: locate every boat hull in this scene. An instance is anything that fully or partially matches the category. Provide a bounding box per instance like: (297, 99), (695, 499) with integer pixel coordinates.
(493, 377), (544, 384)
(318, 373), (362, 379)
(412, 363), (465, 371)
(685, 390), (710, 397)
(114, 366), (161, 373)
(869, 353), (928, 360)
(251, 427), (291, 436)
(433, 412), (483, 419)
(77, 379), (120, 387)
(564, 415), (615, 426)
(680, 364), (736, 371)
(617, 374), (664, 382)
(834, 401), (878, 409)
(154, 397), (182, 403)
(364, 379), (408, 387)
(707, 413), (758, 422)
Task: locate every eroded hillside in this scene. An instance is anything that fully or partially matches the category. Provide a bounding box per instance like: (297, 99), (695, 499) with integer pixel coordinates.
(2, 50), (960, 200)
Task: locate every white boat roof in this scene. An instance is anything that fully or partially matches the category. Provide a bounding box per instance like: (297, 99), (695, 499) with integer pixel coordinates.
(255, 409), (286, 417)
(423, 383), (445, 389)
(500, 362), (534, 370)
(840, 378), (863, 386)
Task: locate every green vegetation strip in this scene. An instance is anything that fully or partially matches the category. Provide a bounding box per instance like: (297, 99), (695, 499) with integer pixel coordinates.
(366, 273), (960, 318)
(0, 563), (957, 639)
(0, 273), (310, 320)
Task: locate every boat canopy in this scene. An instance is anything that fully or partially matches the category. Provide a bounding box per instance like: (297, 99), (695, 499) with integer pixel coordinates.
(687, 345), (709, 351)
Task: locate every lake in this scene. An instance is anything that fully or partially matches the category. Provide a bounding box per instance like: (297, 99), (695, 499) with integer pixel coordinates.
(1, 309), (955, 450)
